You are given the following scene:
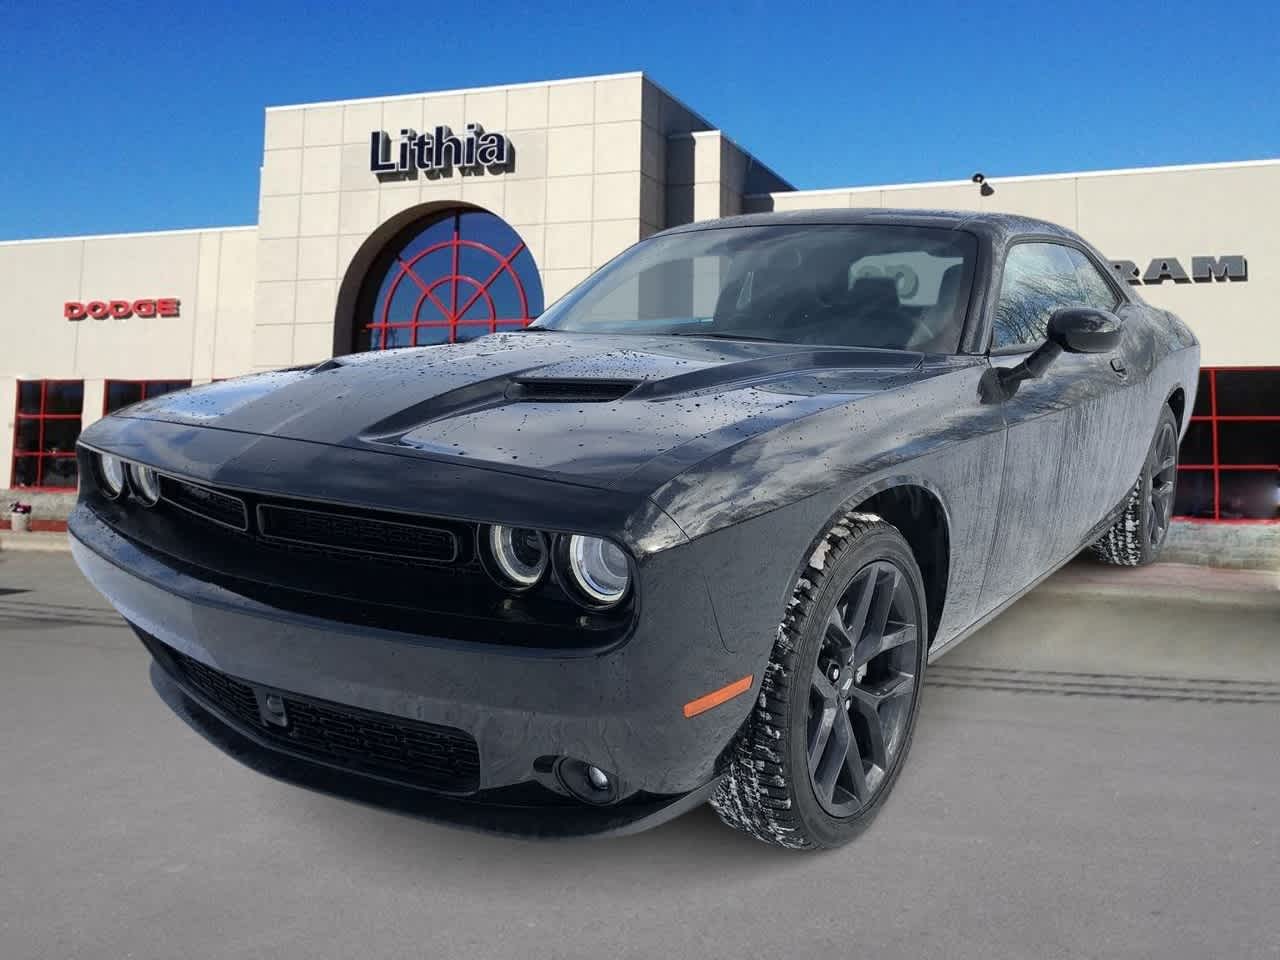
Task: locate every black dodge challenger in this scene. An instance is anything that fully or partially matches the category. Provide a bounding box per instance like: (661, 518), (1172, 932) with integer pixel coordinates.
(71, 210), (1199, 849)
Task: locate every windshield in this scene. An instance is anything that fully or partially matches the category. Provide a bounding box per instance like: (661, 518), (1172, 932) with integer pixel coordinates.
(532, 224), (978, 352)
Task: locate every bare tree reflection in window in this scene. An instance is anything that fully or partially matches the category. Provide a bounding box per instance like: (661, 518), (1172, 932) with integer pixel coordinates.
(992, 243), (1086, 350)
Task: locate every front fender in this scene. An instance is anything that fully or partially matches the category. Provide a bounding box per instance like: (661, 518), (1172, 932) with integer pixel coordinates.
(652, 359), (1006, 654)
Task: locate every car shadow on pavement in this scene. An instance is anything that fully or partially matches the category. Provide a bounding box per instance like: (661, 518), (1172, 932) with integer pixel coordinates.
(280, 780), (804, 881)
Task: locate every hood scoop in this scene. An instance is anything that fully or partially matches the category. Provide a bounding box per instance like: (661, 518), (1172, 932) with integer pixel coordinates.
(506, 378), (639, 403)
(361, 376), (640, 441)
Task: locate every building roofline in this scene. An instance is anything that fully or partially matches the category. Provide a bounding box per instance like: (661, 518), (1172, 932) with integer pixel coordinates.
(265, 71), (648, 112)
(0, 225), (256, 247)
(637, 76), (716, 134)
(667, 130), (796, 192)
(263, 71), (797, 188)
(744, 156), (1280, 199)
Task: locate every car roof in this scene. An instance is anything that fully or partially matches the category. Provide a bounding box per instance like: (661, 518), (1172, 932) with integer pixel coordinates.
(656, 208), (1081, 245)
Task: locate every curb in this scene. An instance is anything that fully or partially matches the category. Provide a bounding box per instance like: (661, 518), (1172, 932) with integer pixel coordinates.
(0, 519), (68, 533)
(0, 532), (71, 553)
(1042, 560), (1280, 610)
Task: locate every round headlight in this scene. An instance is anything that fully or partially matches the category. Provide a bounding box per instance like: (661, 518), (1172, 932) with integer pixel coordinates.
(487, 525), (548, 588)
(128, 463), (162, 506)
(98, 453), (126, 498)
(567, 535), (631, 606)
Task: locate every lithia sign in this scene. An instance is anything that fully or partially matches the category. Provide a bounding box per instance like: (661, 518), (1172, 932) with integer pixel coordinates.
(370, 124), (511, 175)
(1110, 255), (1248, 284)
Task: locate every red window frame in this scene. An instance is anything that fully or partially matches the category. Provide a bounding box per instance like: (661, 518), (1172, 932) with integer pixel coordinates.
(11, 379), (84, 490)
(103, 378), (193, 416)
(1176, 366), (1279, 524)
(364, 211), (540, 350)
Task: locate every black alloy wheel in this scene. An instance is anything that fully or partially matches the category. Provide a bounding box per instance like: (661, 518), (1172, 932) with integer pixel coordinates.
(1090, 405), (1182, 567)
(1146, 417), (1179, 551)
(711, 513), (929, 849)
(806, 560), (919, 817)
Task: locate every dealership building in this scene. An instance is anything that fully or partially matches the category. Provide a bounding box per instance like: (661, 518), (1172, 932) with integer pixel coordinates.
(2, 72), (1276, 525)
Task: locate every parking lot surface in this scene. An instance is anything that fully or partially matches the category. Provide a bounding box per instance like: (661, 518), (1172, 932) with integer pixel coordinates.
(2, 552), (1278, 959)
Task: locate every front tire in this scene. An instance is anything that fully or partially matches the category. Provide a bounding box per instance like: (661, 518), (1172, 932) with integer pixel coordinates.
(1091, 405), (1180, 567)
(711, 512), (928, 849)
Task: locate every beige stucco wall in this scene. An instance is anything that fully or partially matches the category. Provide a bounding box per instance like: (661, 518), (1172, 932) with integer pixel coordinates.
(0, 225), (258, 487)
(665, 131), (777, 224)
(744, 160), (1280, 366)
(250, 72), (722, 370)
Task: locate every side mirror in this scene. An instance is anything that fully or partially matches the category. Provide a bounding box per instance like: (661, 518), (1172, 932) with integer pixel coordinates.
(1047, 307), (1122, 354)
(988, 307), (1122, 401)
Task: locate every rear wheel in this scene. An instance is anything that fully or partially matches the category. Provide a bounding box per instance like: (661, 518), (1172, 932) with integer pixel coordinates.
(711, 513), (928, 849)
(1091, 405), (1180, 567)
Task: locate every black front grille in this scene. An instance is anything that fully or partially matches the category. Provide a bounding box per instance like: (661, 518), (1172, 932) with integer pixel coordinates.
(77, 446), (633, 649)
(168, 647), (481, 794)
(161, 476), (249, 530)
(258, 503), (459, 563)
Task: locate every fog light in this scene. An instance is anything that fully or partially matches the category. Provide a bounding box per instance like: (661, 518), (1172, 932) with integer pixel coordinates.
(556, 758), (620, 805)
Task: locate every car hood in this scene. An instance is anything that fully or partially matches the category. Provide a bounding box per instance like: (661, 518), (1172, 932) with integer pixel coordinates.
(117, 332), (928, 486)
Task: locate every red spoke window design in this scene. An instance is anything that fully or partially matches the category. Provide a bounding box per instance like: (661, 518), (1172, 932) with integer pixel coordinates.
(12, 380), (83, 489)
(360, 210), (544, 351)
(104, 379), (193, 416)
(1175, 366), (1279, 522)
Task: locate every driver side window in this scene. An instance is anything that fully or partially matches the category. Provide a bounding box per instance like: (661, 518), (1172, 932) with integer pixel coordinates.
(992, 242), (1082, 351)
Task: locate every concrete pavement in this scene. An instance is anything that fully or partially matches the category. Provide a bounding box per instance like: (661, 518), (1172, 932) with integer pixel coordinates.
(1, 552), (1277, 960)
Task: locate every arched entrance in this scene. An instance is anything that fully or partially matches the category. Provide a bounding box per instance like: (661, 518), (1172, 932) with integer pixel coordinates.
(337, 205), (544, 353)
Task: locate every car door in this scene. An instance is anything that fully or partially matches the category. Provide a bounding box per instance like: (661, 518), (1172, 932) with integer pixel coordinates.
(977, 240), (1135, 612)
(1062, 243), (1151, 501)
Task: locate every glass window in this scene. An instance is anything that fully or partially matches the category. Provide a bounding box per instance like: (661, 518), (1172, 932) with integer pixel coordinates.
(1173, 470), (1215, 520)
(991, 242), (1082, 351)
(42, 456), (79, 489)
(534, 225), (979, 353)
(1218, 422), (1280, 466)
(44, 381), (84, 414)
(106, 381), (144, 412)
(1063, 247), (1121, 311)
(11, 456), (38, 487)
(15, 419), (40, 454)
(1215, 369), (1280, 416)
(11, 380), (83, 489)
(42, 419), (81, 453)
(1174, 368), (1279, 521)
(17, 381), (41, 414)
(1179, 421), (1213, 466)
(1216, 472), (1279, 520)
(104, 380), (191, 415)
(360, 209), (544, 351)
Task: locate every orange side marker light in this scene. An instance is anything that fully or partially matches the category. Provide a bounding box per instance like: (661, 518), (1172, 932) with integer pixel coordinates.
(683, 674), (754, 718)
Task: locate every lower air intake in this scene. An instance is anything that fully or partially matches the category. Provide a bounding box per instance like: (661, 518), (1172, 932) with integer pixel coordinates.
(165, 644), (481, 794)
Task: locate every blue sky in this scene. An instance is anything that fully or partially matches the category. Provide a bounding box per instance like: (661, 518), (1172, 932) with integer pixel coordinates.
(2, 0), (1277, 240)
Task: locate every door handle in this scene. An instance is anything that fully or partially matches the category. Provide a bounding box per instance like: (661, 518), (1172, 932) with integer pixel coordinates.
(1109, 358), (1128, 378)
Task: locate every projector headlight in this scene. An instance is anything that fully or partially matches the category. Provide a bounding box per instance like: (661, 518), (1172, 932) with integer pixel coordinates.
(486, 524), (549, 589)
(97, 453), (126, 498)
(566, 535), (631, 607)
(128, 463), (162, 506)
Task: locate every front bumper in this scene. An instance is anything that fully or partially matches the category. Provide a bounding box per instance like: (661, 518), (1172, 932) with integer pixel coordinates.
(70, 507), (759, 833)
(147, 660), (722, 838)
